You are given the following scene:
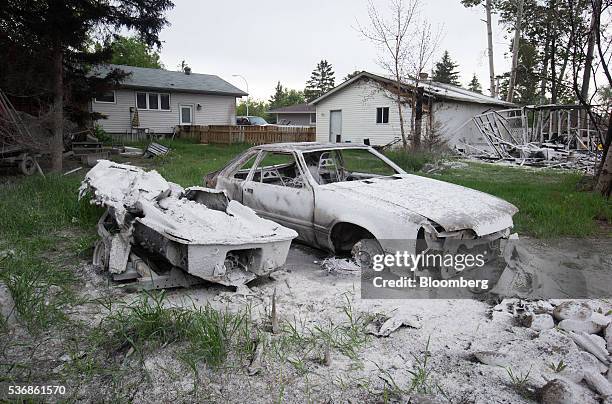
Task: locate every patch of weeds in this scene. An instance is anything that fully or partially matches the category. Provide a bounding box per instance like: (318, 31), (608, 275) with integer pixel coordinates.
(385, 150), (437, 172)
(406, 336), (437, 394)
(182, 304), (248, 368)
(548, 360), (567, 373)
(0, 251), (75, 332)
(504, 365), (534, 399)
(96, 291), (189, 354)
(374, 336), (446, 400)
(96, 291), (253, 370)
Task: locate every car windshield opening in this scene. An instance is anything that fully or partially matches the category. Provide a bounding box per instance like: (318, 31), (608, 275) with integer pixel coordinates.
(249, 117), (268, 125)
(302, 149), (399, 185)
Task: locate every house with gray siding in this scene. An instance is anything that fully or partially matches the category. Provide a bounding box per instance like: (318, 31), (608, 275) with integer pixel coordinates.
(267, 103), (316, 126)
(90, 64), (247, 136)
(310, 71), (514, 150)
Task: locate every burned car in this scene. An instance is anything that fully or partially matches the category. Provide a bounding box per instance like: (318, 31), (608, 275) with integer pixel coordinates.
(80, 160), (297, 289)
(205, 143), (518, 278)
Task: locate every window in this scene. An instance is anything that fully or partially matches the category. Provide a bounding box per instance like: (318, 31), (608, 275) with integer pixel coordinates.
(303, 149), (398, 184)
(376, 107), (389, 124)
(148, 93), (159, 110)
(232, 153), (258, 180)
(136, 92), (147, 109)
(310, 113), (317, 124)
(160, 94), (170, 110)
(136, 92), (170, 110)
(94, 91), (115, 103)
(252, 152), (304, 188)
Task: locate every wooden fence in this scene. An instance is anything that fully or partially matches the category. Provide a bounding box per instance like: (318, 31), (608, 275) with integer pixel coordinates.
(177, 125), (316, 145)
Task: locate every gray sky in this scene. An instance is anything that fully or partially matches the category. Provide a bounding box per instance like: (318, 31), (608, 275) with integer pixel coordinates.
(158, 0), (514, 100)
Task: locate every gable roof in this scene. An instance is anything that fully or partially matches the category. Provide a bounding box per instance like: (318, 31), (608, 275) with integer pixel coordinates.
(92, 64), (247, 97)
(267, 103), (315, 114)
(309, 71), (515, 107)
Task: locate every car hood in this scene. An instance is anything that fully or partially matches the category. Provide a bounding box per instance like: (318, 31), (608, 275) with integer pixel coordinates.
(324, 175), (518, 236)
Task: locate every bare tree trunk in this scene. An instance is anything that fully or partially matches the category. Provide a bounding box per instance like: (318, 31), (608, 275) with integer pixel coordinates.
(413, 87), (423, 150)
(486, 0), (496, 97)
(506, 0), (525, 103)
(540, 38), (550, 102)
(50, 46), (64, 173)
(580, 0), (598, 101)
(595, 113), (612, 197)
(551, 36), (558, 104)
(396, 76), (408, 150)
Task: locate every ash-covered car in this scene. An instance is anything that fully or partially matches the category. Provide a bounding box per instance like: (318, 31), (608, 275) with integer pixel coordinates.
(205, 143), (518, 279)
(80, 160), (297, 289)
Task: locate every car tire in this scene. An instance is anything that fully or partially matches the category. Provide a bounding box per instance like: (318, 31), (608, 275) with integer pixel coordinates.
(351, 238), (384, 278)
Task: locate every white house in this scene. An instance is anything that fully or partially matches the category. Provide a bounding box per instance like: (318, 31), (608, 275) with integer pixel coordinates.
(267, 103), (316, 126)
(310, 71), (515, 150)
(90, 64), (247, 136)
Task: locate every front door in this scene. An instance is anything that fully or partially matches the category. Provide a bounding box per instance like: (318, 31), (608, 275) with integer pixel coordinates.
(179, 104), (193, 125)
(329, 110), (342, 143)
(242, 151), (316, 244)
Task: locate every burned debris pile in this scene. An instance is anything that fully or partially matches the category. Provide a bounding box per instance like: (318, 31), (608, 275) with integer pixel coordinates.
(79, 160), (297, 289)
(467, 105), (607, 172)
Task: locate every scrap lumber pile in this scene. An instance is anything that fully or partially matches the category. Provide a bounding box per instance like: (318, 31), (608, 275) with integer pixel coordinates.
(468, 104), (607, 172)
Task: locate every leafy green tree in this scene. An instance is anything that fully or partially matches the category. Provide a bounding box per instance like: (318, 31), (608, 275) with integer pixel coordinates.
(269, 81), (306, 109)
(0, 0), (173, 172)
(304, 60), (335, 102)
(597, 85), (612, 110)
(109, 36), (163, 68)
(468, 74), (483, 93)
(236, 100), (270, 121)
(432, 51), (461, 85)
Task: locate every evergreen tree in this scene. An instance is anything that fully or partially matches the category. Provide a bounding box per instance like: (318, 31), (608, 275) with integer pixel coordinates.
(304, 60), (335, 102)
(468, 74), (482, 93)
(432, 51), (461, 85)
(0, 0), (173, 172)
(499, 40), (542, 104)
(269, 81), (285, 108)
(269, 82), (306, 109)
(343, 70), (361, 82)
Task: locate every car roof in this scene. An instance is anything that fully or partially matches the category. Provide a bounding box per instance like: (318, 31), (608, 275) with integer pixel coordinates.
(249, 142), (372, 152)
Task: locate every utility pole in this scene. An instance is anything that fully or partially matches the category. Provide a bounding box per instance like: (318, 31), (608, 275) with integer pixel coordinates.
(506, 0), (525, 103)
(486, 0), (496, 98)
(232, 74), (249, 116)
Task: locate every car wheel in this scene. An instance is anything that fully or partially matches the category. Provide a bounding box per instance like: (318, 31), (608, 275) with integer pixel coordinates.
(19, 156), (37, 176)
(351, 239), (384, 278)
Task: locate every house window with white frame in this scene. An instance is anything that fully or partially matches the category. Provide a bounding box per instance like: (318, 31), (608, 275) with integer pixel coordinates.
(376, 107), (389, 124)
(94, 91), (115, 103)
(136, 92), (170, 110)
(310, 113), (316, 125)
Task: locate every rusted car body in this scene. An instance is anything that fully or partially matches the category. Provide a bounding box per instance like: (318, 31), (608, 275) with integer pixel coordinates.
(206, 143), (518, 274)
(81, 160), (297, 288)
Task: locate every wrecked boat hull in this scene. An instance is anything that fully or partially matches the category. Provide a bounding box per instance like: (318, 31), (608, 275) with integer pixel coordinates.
(82, 160), (297, 289)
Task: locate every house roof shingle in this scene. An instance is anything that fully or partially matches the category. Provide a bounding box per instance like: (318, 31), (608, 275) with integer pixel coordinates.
(92, 64), (248, 96)
(309, 71), (515, 107)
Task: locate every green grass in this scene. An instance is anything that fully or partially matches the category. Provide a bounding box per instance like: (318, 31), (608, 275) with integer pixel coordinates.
(420, 162), (612, 237)
(0, 174), (102, 331)
(95, 291), (252, 368)
(126, 140), (250, 186)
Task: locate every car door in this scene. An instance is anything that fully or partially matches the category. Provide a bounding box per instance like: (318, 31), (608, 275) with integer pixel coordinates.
(215, 150), (259, 203)
(242, 151), (316, 244)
